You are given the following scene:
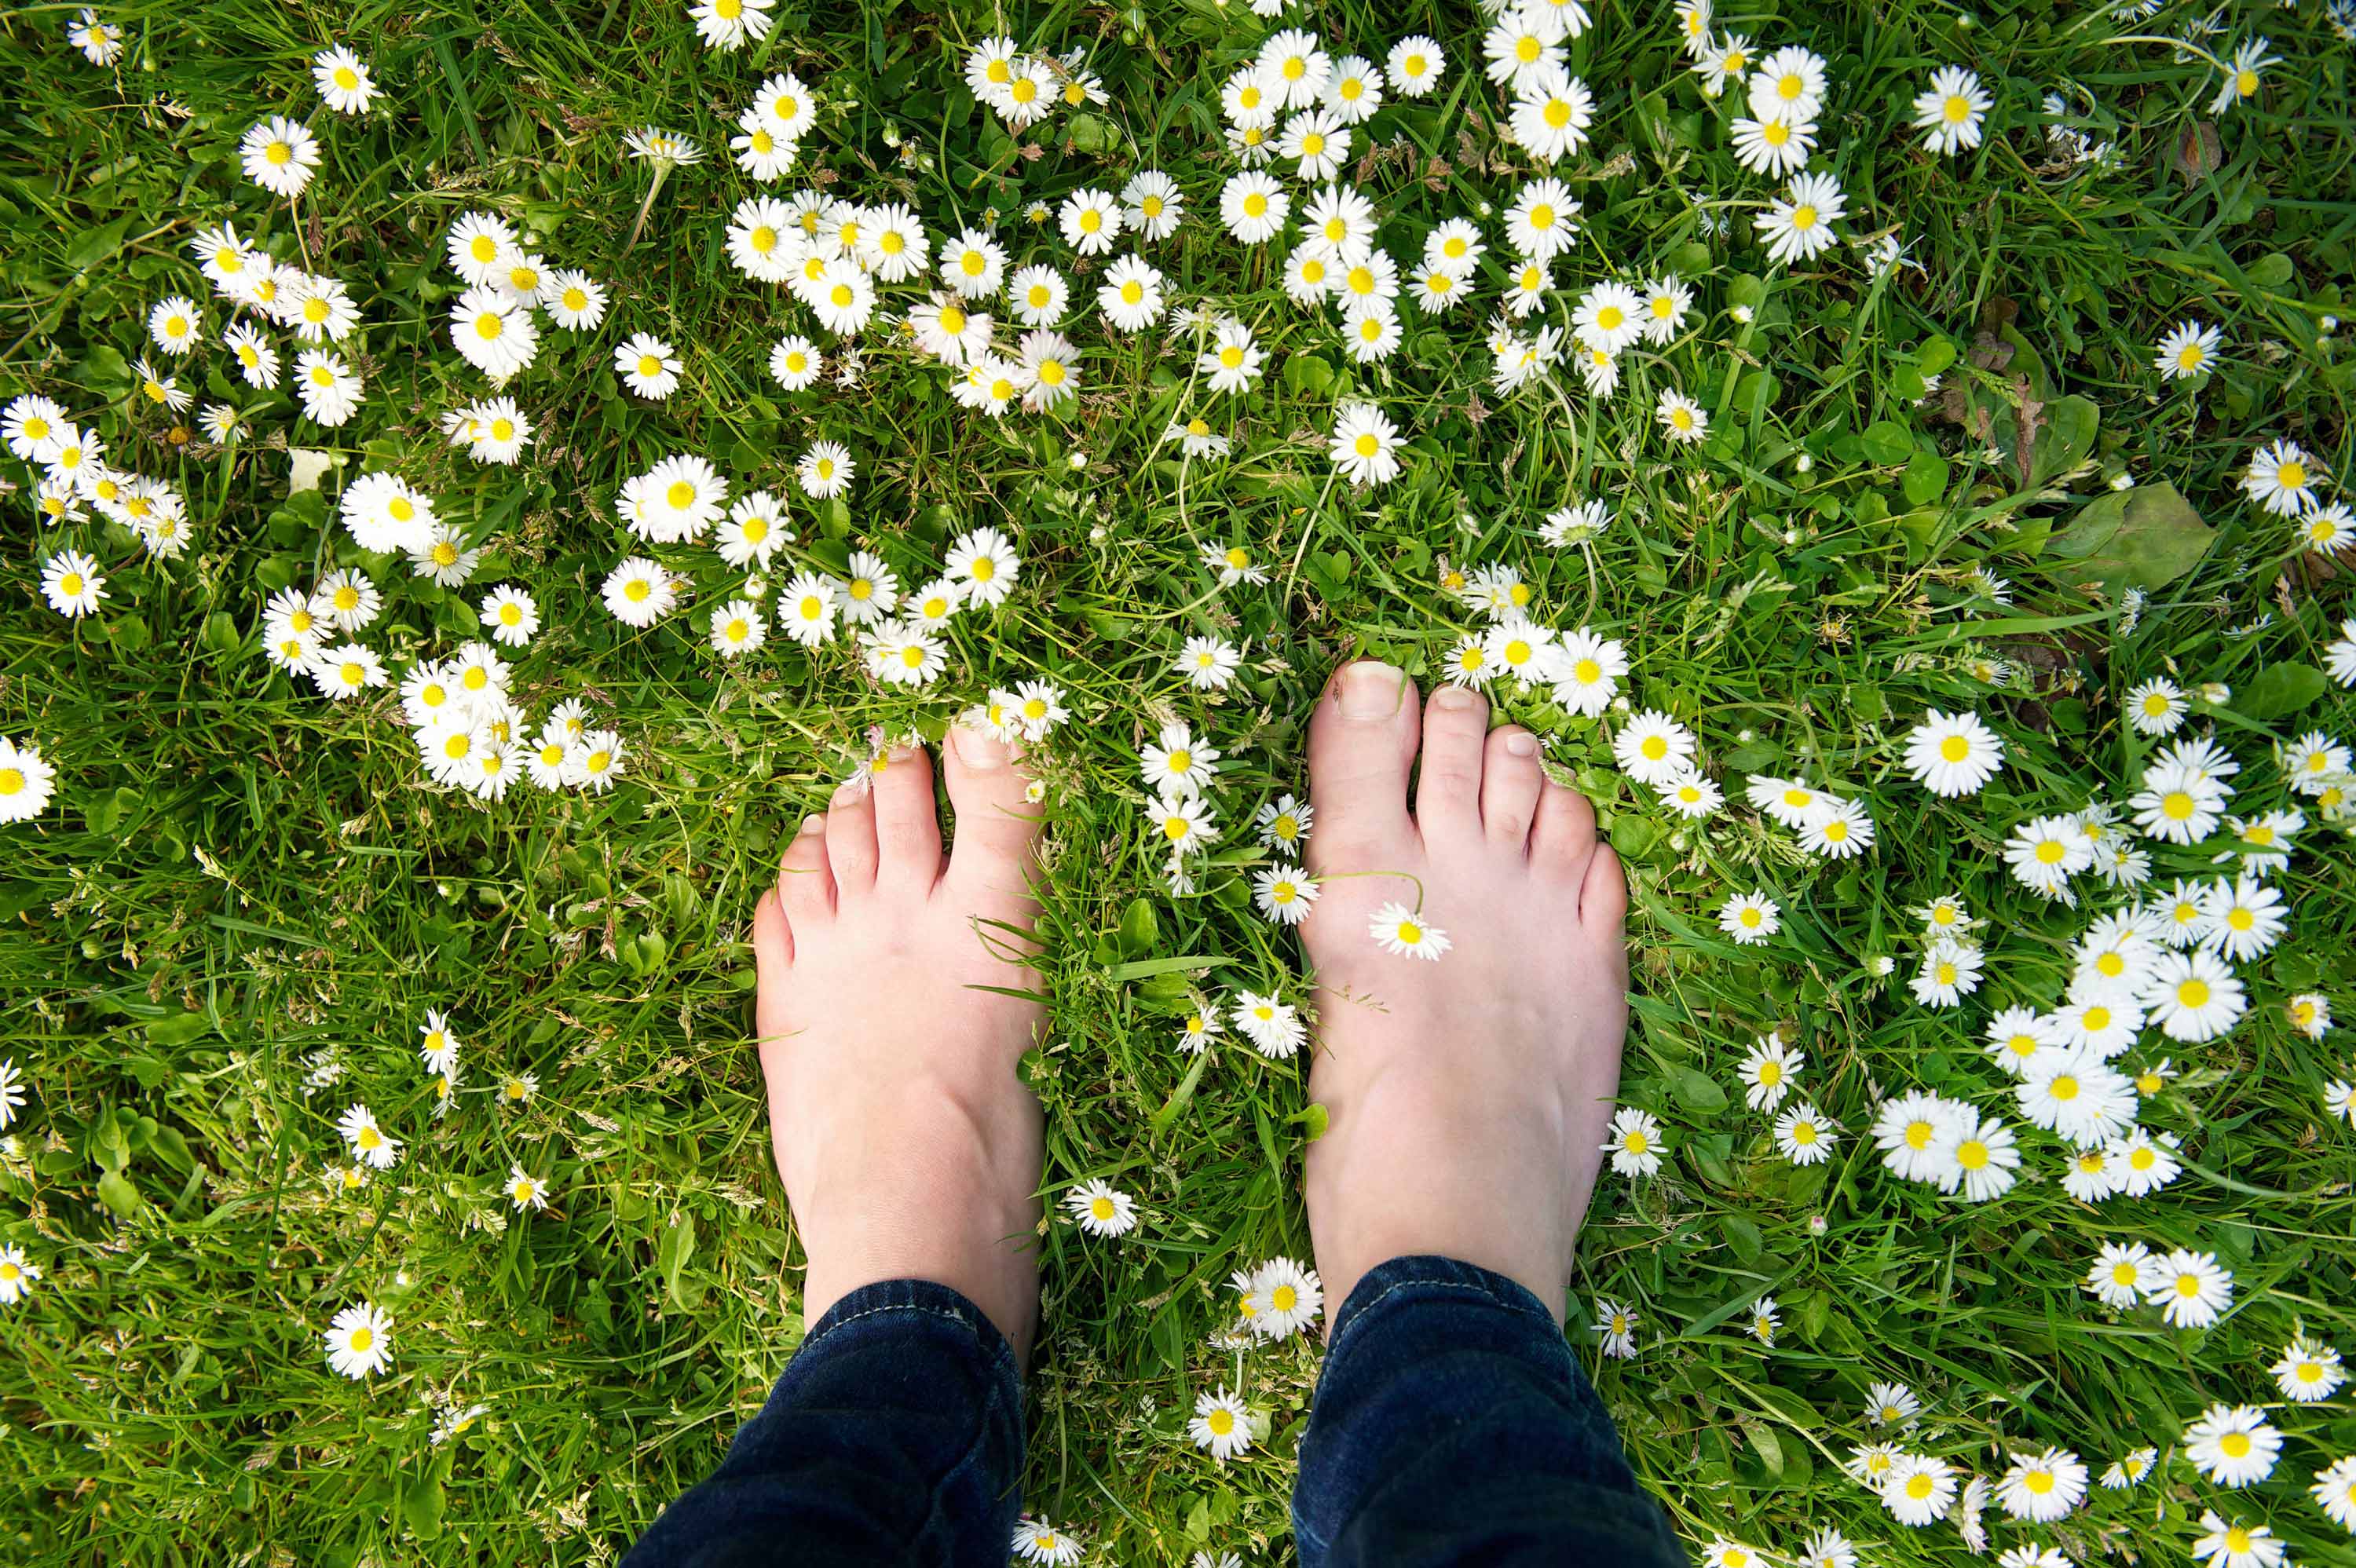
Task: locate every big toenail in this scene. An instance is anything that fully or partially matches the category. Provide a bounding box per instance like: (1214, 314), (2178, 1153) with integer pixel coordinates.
(1338, 660), (1403, 719)
(888, 744), (920, 762)
(950, 721), (1005, 771)
(1505, 732), (1537, 757)
(1432, 684), (1477, 711)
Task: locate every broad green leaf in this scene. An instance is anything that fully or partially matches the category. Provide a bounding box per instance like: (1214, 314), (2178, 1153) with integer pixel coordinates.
(2046, 481), (2215, 590)
(2238, 663), (2328, 722)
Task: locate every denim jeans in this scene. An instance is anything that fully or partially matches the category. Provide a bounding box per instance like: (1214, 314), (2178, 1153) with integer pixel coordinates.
(625, 1255), (1684, 1566)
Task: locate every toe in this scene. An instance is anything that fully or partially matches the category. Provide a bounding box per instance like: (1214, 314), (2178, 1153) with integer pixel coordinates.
(752, 886), (792, 971)
(869, 744), (945, 890)
(1581, 842), (1628, 929)
(1480, 726), (1545, 852)
(777, 812), (834, 924)
(942, 719), (1042, 905)
(1530, 778), (1598, 885)
(824, 777), (880, 895)
(1413, 684), (1489, 846)
(1304, 660), (1421, 871)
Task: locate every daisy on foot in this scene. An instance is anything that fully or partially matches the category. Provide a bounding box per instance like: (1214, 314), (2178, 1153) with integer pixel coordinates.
(749, 724), (1048, 1360)
(1300, 661), (1630, 1329)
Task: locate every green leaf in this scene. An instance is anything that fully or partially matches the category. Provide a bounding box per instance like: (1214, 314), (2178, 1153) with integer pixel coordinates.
(1860, 419), (1913, 466)
(146, 1011), (212, 1047)
(1901, 450), (1949, 506)
(1282, 354), (1334, 397)
(1117, 896), (1159, 957)
(402, 1471), (447, 1541)
(1666, 1065), (1728, 1113)
(1915, 334), (1956, 376)
(97, 1169), (142, 1216)
(2046, 481), (2215, 590)
(659, 1212), (697, 1310)
(2036, 395), (2099, 483)
(2238, 663), (2329, 722)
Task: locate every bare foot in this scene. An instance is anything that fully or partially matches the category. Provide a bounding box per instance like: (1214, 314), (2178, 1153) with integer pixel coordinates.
(749, 723), (1048, 1361)
(1300, 660), (1630, 1329)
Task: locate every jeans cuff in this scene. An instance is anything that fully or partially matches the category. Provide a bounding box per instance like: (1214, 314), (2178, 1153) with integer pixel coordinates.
(1326, 1255), (1566, 1361)
(802, 1277), (1023, 1387)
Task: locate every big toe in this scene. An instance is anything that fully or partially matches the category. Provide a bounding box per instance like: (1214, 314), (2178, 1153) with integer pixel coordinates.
(942, 720), (1041, 908)
(1305, 660), (1421, 872)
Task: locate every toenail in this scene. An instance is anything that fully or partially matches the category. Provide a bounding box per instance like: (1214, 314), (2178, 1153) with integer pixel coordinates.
(1338, 660), (1403, 719)
(1505, 731), (1538, 757)
(887, 744), (920, 762)
(831, 778), (865, 806)
(1432, 684), (1478, 711)
(799, 813), (826, 835)
(949, 721), (1005, 771)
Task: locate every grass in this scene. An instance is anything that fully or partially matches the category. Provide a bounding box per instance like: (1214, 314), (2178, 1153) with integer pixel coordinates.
(2, 0), (2355, 1563)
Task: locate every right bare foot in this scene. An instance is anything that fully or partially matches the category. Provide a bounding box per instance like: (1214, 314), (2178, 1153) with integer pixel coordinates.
(748, 723), (1048, 1361)
(1299, 660), (1630, 1329)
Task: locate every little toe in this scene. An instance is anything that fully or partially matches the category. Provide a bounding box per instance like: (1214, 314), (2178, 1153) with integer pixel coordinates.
(1413, 683), (1490, 846)
(1304, 660), (1421, 870)
(824, 777), (880, 895)
(943, 720), (1042, 905)
(1530, 778), (1600, 885)
(752, 886), (792, 973)
(1581, 841), (1629, 930)
(869, 744), (945, 889)
(1480, 726), (1546, 852)
(776, 812), (835, 924)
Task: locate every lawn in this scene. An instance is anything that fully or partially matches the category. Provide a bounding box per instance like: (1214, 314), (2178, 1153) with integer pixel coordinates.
(2, 0), (2355, 1563)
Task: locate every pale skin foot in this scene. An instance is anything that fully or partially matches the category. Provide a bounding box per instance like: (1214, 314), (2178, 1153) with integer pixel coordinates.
(1301, 660), (1630, 1330)
(748, 723), (1048, 1362)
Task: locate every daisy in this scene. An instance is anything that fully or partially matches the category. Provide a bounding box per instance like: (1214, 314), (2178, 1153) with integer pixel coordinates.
(1796, 1528), (1857, 1568)
(2156, 320), (2222, 379)
(147, 295), (201, 356)
(776, 575), (840, 645)
(616, 334), (682, 399)
(1328, 402), (1403, 487)
(240, 115), (322, 198)
(2193, 1511), (2288, 1568)
(690, 0), (775, 51)
(324, 1301), (393, 1378)
(0, 738), (57, 824)
(1774, 1102), (1837, 1165)
(1934, 1107), (2020, 1201)
(2126, 677), (2188, 735)
(1251, 864), (1319, 927)
(1604, 1107), (1666, 1177)
(1800, 798), (1875, 859)
(866, 626), (947, 687)
(1882, 1453), (1957, 1526)
(1748, 45), (1828, 121)
(1759, 172), (1845, 264)
(2273, 1336), (2346, 1402)
(1010, 1519), (1084, 1566)
(940, 228), (1007, 299)
(337, 1103), (401, 1169)
(294, 350), (361, 426)
(1904, 710), (2005, 795)
(1913, 66), (1992, 156)
(1279, 110), (1348, 183)
(1719, 891), (1780, 945)
(1066, 1179), (1136, 1237)
(1506, 177), (1581, 262)
(1231, 991), (1305, 1059)
(1996, 1447), (2088, 1523)
(1732, 110), (1816, 177)
(2005, 813), (2095, 898)
(2311, 1456), (2356, 1532)
(794, 440), (854, 500)
(1388, 35), (1445, 97)
(2148, 1249), (2234, 1329)
(1097, 255), (1165, 332)
(505, 1164), (552, 1211)
(1737, 1033), (1802, 1110)
(602, 557), (677, 628)
(2211, 36), (2279, 115)
(1593, 1298), (1639, 1358)
(2142, 947), (2245, 1041)
(1866, 1382), (1921, 1428)
(1512, 65), (1593, 163)
(1122, 171), (1183, 240)
(2242, 438), (2320, 516)
(2086, 1241), (2157, 1308)
(1178, 636), (1242, 691)
(1547, 627), (1628, 718)
(1256, 795), (1312, 853)
(1368, 901), (1451, 960)
(1747, 1296), (1780, 1346)
(1187, 1387), (1255, 1463)
(1219, 171), (1290, 244)
(2184, 1404), (2281, 1487)
(1655, 389), (1710, 444)
(40, 550), (105, 619)
(1615, 711), (1698, 786)
(68, 9), (123, 64)
(313, 46), (379, 114)
(2287, 992), (2332, 1039)
(705, 599), (766, 659)
(1694, 33), (1754, 97)
(1015, 331), (1079, 412)
(1200, 320), (1264, 395)
(1324, 54), (1384, 122)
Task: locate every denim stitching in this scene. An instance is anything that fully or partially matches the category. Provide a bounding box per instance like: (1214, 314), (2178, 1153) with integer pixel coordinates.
(1329, 1268), (1550, 1361)
(803, 1295), (991, 1354)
